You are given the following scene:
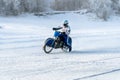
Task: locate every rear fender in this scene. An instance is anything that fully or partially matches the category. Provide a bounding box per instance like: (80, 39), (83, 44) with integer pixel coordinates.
(67, 37), (72, 46)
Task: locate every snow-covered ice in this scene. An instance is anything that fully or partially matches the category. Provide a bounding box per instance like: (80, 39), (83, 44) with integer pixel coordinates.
(0, 13), (120, 80)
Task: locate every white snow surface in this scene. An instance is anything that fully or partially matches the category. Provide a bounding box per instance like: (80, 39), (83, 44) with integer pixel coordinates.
(0, 13), (120, 80)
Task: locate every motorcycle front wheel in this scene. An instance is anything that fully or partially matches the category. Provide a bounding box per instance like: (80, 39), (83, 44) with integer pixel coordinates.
(43, 38), (55, 54)
(43, 44), (53, 53)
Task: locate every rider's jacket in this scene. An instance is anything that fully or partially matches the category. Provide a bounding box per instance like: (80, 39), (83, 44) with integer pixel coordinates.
(59, 24), (71, 35)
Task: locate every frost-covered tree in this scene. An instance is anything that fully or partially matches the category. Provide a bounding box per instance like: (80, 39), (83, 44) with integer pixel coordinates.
(111, 0), (120, 14)
(0, 0), (5, 15)
(90, 0), (112, 20)
(111, 0), (119, 10)
(52, 0), (89, 11)
(0, 0), (48, 15)
(5, 0), (19, 16)
(19, 0), (29, 13)
(33, 0), (47, 12)
(118, 0), (120, 13)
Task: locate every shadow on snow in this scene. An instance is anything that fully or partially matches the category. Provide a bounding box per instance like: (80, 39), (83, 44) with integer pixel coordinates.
(71, 48), (120, 54)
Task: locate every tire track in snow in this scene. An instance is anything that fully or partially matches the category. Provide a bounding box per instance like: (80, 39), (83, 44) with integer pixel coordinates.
(0, 28), (49, 52)
(0, 45), (41, 50)
(74, 68), (120, 80)
(11, 56), (120, 80)
(71, 31), (120, 39)
(93, 56), (120, 62)
(73, 57), (120, 80)
(0, 39), (43, 44)
(0, 37), (40, 40)
(0, 34), (45, 50)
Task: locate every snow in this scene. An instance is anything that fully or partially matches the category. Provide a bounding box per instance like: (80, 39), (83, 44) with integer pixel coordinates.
(0, 13), (120, 80)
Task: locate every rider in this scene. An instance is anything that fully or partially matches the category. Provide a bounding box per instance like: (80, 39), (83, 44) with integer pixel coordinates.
(53, 20), (71, 47)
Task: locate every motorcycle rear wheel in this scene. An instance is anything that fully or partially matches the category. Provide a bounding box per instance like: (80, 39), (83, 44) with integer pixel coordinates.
(62, 45), (72, 52)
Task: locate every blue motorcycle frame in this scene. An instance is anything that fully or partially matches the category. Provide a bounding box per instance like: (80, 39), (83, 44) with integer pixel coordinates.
(43, 31), (72, 53)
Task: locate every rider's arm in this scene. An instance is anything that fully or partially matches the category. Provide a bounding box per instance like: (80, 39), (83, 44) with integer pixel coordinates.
(52, 27), (62, 30)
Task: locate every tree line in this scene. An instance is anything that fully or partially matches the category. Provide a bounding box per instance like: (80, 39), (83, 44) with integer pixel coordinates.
(0, 0), (120, 20)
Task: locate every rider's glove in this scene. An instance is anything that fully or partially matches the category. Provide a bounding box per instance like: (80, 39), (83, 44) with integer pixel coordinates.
(52, 28), (56, 30)
(61, 32), (65, 34)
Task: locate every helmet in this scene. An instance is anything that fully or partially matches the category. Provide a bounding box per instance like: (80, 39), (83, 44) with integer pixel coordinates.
(64, 20), (68, 25)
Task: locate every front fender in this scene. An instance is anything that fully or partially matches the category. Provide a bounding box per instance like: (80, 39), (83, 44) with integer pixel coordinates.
(45, 38), (55, 47)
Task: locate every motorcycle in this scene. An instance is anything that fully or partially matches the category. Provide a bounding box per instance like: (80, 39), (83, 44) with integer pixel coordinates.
(43, 29), (72, 54)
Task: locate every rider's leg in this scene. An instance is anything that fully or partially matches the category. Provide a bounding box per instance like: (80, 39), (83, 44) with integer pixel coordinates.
(66, 36), (72, 52)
